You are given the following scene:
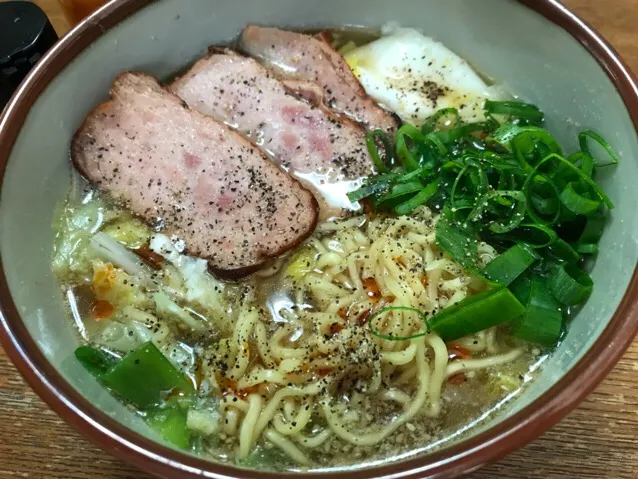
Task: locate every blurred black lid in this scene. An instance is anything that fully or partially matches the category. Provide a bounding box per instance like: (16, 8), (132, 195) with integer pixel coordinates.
(1, 1), (58, 110)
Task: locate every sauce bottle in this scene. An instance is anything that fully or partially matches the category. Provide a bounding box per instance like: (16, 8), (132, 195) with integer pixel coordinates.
(0, 1), (57, 111)
(58, 0), (108, 26)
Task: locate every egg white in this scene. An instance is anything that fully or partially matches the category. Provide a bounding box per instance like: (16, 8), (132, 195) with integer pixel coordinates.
(345, 27), (502, 126)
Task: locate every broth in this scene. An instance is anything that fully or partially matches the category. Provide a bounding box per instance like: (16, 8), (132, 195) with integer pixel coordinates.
(53, 182), (545, 470)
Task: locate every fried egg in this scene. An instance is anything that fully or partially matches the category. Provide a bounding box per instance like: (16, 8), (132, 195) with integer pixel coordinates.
(344, 26), (502, 126)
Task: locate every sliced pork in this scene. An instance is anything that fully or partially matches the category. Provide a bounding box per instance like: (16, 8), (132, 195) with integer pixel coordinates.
(71, 72), (318, 278)
(239, 25), (399, 134)
(171, 50), (372, 217)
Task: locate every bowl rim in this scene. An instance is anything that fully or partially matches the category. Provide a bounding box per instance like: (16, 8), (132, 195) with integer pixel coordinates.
(0, 0), (637, 477)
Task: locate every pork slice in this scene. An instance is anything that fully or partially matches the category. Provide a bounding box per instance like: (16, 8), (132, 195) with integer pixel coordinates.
(239, 25), (399, 135)
(71, 72), (318, 278)
(171, 50), (372, 218)
(281, 79), (326, 108)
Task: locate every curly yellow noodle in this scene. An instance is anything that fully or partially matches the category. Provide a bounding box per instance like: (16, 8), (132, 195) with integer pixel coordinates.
(253, 320), (275, 368)
(254, 383), (323, 440)
(445, 349), (524, 378)
(378, 388), (412, 406)
(272, 398), (313, 435)
(223, 408), (240, 436)
(204, 207), (526, 464)
(321, 341), (430, 446)
(264, 429), (310, 466)
(219, 396), (249, 413)
(293, 429), (332, 448)
(424, 334), (448, 417)
(238, 394), (263, 459)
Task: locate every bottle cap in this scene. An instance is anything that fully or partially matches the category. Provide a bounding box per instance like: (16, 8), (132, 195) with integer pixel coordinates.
(1, 1), (58, 110)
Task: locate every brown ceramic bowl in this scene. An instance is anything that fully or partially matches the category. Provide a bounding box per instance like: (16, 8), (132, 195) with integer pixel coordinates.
(1, 0), (637, 477)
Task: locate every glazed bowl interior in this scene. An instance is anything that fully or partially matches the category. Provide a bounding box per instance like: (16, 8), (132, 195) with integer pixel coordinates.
(1, 0), (638, 475)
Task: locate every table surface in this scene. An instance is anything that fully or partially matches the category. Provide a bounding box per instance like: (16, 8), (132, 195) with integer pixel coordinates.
(1, 0), (637, 478)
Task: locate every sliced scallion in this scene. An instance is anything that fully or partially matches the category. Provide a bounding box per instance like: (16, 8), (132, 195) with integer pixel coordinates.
(484, 100), (544, 123)
(101, 342), (195, 409)
(146, 404), (191, 448)
(380, 181), (425, 201)
(546, 238), (580, 264)
(421, 107), (460, 133)
(434, 122), (488, 144)
(430, 287), (526, 342)
(368, 306), (429, 341)
(395, 179), (439, 215)
(511, 276), (563, 347)
(548, 264), (593, 305)
(559, 181), (601, 216)
(75, 346), (118, 377)
(468, 190), (527, 233)
(505, 223), (558, 248)
(527, 153), (614, 209)
(366, 130), (395, 173)
(346, 182), (389, 202)
(395, 124), (426, 171)
(435, 218), (478, 271)
(578, 214), (606, 245)
(481, 243), (539, 285)
(579, 129), (621, 167)
(576, 243), (598, 255)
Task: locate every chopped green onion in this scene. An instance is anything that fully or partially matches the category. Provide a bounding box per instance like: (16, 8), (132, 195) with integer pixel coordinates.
(435, 217), (478, 270)
(576, 243), (598, 254)
(564, 151), (594, 178)
(367, 306), (429, 341)
(397, 166), (431, 183)
(546, 238), (580, 264)
(366, 130), (395, 173)
(395, 124), (426, 171)
(579, 129), (620, 167)
(505, 223), (558, 248)
(523, 172), (561, 225)
(450, 163), (488, 209)
(101, 342), (194, 409)
(528, 153), (614, 208)
(379, 181), (425, 201)
(468, 190), (527, 233)
(512, 128), (563, 169)
(491, 124), (562, 168)
(75, 346), (118, 377)
(511, 276), (563, 347)
(559, 182), (601, 216)
(509, 274), (532, 304)
(425, 131), (448, 154)
(421, 107), (460, 133)
(74, 344), (195, 448)
(347, 180), (391, 202)
(430, 287), (526, 342)
(146, 404), (191, 448)
(484, 100), (545, 123)
(548, 264), (593, 305)
(578, 213), (606, 245)
(434, 122), (488, 144)
(346, 103), (618, 350)
(490, 123), (525, 152)
(481, 243), (540, 285)
(395, 179), (439, 215)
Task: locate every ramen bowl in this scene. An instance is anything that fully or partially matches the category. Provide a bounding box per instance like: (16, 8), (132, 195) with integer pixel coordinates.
(0, 0), (637, 477)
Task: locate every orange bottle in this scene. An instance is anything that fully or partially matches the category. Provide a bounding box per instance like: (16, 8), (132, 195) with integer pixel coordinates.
(57, 0), (108, 26)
